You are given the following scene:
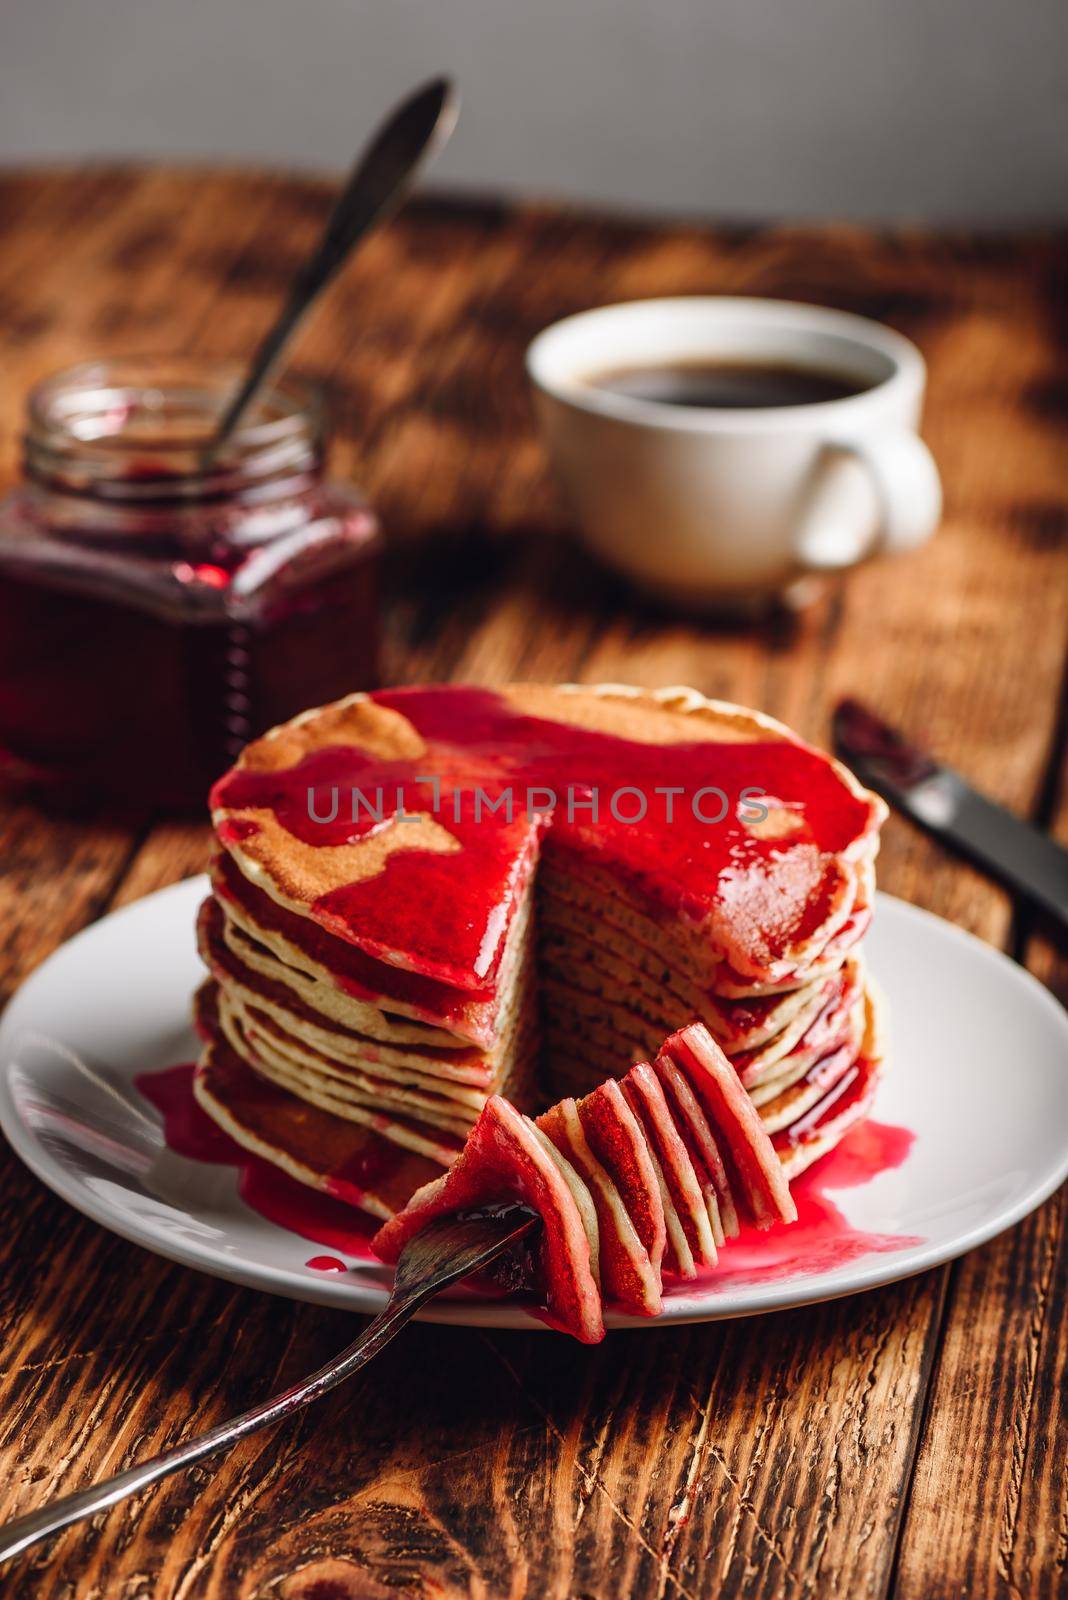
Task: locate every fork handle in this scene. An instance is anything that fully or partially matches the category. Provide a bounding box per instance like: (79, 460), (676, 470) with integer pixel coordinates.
(0, 1297), (411, 1564)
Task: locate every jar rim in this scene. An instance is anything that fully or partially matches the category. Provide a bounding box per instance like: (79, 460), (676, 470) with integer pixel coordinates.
(27, 355), (326, 453)
(25, 355), (327, 502)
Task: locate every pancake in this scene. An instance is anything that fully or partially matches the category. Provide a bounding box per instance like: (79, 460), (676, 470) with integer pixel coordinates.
(197, 682), (887, 1212)
(708, 856), (876, 999)
(537, 873), (839, 1052)
(218, 990), (487, 1132)
(738, 955), (865, 1093)
(753, 997), (867, 1132)
(212, 851), (514, 1045)
(192, 1033), (444, 1222)
(775, 985), (886, 1178)
(211, 684), (883, 991)
(198, 898), (494, 1079)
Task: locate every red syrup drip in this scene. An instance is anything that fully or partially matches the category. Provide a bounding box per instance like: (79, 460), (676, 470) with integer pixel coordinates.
(305, 1255), (348, 1273)
(136, 1065), (379, 1261)
(211, 684), (878, 992)
(696, 1120), (919, 1289)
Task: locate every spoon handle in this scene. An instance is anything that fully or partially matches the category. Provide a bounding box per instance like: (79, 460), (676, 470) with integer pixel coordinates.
(212, 75), (458, 452)
(0, 1212), (533, 1565)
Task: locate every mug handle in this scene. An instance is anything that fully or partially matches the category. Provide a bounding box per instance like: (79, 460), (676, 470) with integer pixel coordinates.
(795, 431), (942, 571)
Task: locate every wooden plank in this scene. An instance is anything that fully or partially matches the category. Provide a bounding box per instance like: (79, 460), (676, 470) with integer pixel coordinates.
(0, 169), (1064, 1600)
(0, 802), (141, 1006)
(890, 1188), (1067, 1600)
(891, 874), (1068, 1591)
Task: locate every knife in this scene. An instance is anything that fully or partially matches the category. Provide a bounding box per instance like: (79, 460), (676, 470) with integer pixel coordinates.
(833, 699), (1068, 936)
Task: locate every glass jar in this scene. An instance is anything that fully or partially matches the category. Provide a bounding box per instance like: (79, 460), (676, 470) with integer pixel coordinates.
(0, 357), (381, 810)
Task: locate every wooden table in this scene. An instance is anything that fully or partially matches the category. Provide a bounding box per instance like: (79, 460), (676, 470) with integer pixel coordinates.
(0, 168), (1064, 1600)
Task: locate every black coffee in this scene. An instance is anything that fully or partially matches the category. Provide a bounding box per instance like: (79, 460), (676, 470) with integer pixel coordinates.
(589, 360), (871, 410)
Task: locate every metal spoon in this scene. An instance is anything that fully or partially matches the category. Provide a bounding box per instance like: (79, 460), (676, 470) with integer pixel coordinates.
(0, 1209), (536, 1565)
(210, 74), (459, 454)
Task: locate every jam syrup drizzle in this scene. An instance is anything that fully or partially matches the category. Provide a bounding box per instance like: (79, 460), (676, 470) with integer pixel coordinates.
(212, 685), (878, 992)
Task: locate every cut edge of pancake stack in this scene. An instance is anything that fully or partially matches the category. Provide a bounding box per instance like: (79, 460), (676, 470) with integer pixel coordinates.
(193, 682), (888, 1227)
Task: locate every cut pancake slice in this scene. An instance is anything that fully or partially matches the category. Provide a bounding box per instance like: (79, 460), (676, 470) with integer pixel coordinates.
(374, 1021), (797, 1341)
(639, 1137), (697, 1278)
(372, 1096), (605, 1344)
(656, 1027), (797, 1229)
(651, 1057), (738, 1243)
(622, 1063), (718, 1274)
(537, 1098), (662, 1317)
(575, 1079), (667, 1279)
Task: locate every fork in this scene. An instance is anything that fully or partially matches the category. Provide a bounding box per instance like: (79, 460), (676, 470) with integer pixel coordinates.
(0, 1210), (537, 1564)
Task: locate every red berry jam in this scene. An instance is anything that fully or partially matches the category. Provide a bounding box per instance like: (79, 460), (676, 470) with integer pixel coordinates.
(0, 357), (380, 810)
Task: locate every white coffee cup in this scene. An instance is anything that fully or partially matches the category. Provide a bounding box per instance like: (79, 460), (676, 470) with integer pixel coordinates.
(526, 297), (941, 609)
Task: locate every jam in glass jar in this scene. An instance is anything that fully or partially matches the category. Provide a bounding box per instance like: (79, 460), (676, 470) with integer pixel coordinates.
(0, 357), (381, 809)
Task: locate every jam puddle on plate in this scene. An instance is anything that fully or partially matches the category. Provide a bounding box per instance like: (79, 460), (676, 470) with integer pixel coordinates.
(136, 1064), (379, 1265)
(138, 1065), (918, 1296)
(702, 1119), (918, 1289)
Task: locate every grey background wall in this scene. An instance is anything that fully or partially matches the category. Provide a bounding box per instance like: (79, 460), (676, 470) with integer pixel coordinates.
(2, 0), (1066, 222)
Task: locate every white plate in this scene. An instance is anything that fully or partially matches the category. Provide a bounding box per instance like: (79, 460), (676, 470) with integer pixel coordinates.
(1, 878), (1066, 1330)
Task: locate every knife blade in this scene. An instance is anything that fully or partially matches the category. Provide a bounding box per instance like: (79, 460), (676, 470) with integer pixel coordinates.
(833, 699), (1068, 936)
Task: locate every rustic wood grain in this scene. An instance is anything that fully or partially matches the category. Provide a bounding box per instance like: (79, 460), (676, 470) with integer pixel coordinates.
(0, 167), (1064, 1599)
(891, 853), (1068, 1596)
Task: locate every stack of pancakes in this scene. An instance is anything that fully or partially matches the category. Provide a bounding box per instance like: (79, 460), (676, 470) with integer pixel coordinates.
(194, 683), (886, 1219)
